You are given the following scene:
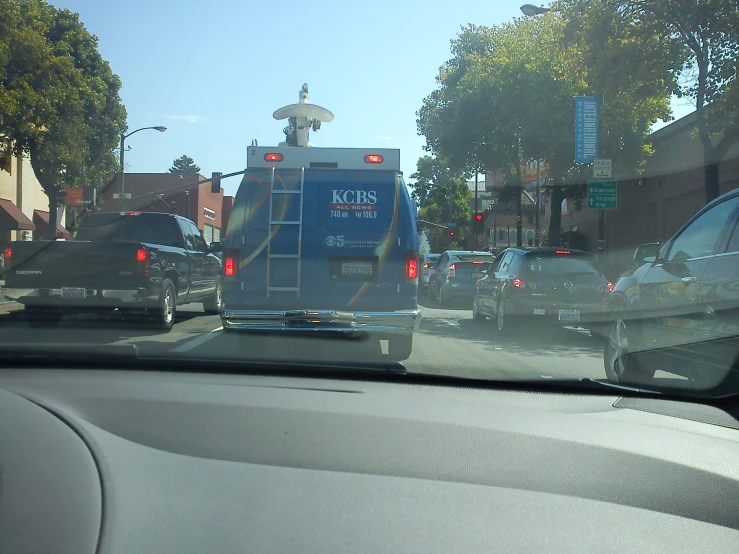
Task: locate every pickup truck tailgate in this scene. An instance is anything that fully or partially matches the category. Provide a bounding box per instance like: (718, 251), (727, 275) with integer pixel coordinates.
(4, 241), (146, 288)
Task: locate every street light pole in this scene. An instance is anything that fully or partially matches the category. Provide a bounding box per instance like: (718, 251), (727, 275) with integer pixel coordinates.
(535, 159), (541, 246)
(118, 126), (167, 210)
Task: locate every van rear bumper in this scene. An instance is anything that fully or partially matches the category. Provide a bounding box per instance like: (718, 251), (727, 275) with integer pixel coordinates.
(221, 308), (422, 335)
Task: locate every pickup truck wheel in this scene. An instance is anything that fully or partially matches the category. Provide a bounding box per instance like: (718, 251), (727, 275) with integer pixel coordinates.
(26, 307), (62, 328)
(388, 335), (413, 361)
(203, 279), (222, 315)
(153, 279), (176, 332)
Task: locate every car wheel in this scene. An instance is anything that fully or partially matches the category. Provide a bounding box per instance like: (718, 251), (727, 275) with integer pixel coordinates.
(388, 335), (413, 361)
(203, 279), (222, 315)
(603, 318), (654, 382)
(26, 307), (62, 328)
(152, 279), (176, 332)
(472, 295), (485, 321)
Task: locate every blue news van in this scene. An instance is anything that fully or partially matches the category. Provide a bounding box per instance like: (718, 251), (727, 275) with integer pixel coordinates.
(220, 146), (421, 360)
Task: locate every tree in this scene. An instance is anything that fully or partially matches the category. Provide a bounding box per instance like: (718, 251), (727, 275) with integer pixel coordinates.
(418, 9), (677, 245)
(0, 0), (127, 238)
(410, 156), (472, 252)
(168, 155), (201, 174)
(562, 0), (739, 203)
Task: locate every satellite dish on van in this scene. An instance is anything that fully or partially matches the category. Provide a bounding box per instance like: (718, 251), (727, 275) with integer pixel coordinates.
(273, 84), (334, 147)
(273, 103), (334, 122)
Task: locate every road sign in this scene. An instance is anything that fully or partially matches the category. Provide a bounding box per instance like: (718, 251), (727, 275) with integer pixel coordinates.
(65, 187), (84, 206)
(593, 159), (611, 179)
(587, 180), (617, 210)
(445, 222), (456, 228)
(575, 97), (599, 163)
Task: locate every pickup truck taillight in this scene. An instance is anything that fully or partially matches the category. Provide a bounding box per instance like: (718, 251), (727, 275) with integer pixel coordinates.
(136, 248), (150, 277)
(224, 251), (238, 277)
(2, 247), (11, 277)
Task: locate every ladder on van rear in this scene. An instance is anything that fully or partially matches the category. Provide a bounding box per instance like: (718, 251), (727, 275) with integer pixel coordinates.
(267, 167), (304, 298)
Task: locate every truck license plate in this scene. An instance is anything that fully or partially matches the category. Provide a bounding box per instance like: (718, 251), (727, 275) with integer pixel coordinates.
(341, 262), (373, 277)
(61, 287), (86, 299)
(558, 309), (580, 322)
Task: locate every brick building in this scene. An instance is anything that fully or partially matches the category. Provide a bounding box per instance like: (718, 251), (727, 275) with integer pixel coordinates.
(99, 173), (235, 244)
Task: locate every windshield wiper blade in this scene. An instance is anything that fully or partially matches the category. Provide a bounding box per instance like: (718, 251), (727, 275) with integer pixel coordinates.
(578, 378), (663, 395)
(0, 343), (140, 364)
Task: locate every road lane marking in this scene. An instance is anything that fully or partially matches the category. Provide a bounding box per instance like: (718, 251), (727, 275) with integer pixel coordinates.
(170, 327), (223, 353)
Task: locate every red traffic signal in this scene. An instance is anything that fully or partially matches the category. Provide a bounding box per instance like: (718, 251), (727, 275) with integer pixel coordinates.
(449, 230), (455, 237)
(473, 212), (484, 233)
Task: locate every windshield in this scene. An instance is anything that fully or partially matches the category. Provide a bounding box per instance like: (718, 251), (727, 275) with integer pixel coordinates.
(524, 254), (601, 275)
(1, 0), (737, 399)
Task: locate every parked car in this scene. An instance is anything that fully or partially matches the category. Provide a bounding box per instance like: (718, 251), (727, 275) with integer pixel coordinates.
(428, 250), (496, 306)
(420, 253), (440, 296)
(604, 188), (739, 388)
(473, 247), (612, 333)
(2, 212), (223, 331)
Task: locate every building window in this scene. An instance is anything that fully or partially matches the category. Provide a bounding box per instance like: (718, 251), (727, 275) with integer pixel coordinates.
(214, 227), (221, 242)
(203, 223), (213, 244)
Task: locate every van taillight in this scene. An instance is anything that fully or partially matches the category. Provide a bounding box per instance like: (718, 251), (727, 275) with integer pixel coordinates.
(3, 247), (12, 259)
(136, 249), (148, 262)
(513, 277), (524, 288)
(224, 252), (237, 277)
(406, 253), (419, 280)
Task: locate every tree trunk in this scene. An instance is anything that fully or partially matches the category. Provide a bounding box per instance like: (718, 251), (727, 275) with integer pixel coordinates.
(47, 187), (59, 240)
(548, 186), (563, 247)
(704, 161), (720, 203)
(516, 188), (523, 247)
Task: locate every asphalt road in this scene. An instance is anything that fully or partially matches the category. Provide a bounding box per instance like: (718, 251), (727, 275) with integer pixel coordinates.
(0, 297), (607, 382)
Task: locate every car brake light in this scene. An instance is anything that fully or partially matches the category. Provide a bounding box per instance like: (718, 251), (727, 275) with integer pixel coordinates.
(513, 277), (524, 288)
(264, 153), (284, 162)
(472, 261), (484, 264)
(448, 263), (456, 279)
(224, 255), (237, 277)
(123, 212), (141, 216)
(406, 253), (419, 280)
(555, 249), (570, 254)
(3, 247), (11, 259)
(607, 281), (614, 293)
(364, 154), (383, 164)
(136, 248), (148, 262)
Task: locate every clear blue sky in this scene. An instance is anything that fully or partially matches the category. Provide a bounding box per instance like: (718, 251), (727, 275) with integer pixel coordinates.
(59, 0), (692, 198)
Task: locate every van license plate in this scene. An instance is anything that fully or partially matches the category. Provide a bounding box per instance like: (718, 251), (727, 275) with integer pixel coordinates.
(61, 287), (86, 299)
(341, 262), (373, 277)
(558, 309), (580, 322)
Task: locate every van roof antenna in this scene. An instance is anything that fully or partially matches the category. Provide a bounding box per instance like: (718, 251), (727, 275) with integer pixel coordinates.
(273, 83), (334, 147)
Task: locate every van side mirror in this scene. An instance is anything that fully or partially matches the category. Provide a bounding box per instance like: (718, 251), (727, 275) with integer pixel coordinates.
(208, 241), (223, 253)
(634, 243), (660, 263)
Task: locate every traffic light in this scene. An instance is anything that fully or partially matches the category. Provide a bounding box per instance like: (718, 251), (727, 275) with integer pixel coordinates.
(211, 171), (222, 194)
(449, 230), (455, 238)
(473, 212), (484, 233)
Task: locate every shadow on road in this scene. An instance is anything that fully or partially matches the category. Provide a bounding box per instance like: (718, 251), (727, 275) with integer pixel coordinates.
(418, 296), (604, 359)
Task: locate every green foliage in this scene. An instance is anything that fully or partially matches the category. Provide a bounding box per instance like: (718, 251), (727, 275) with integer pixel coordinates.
(561, 0), (739, 201)
(0, 0), (126, 236)
(417, 4), (678, 243)
(168, 154), (201, 174)
(410, 156), (472, 252)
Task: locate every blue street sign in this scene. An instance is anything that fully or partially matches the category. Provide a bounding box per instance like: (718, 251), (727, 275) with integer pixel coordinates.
(574, 96), (599, 163)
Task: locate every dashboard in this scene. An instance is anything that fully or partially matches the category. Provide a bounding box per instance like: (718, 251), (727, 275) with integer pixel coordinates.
(2, 368), (739, 553)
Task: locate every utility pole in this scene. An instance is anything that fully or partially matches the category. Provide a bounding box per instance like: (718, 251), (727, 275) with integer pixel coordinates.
(474, 172), (479, 248)
(535, 159), (541, 247)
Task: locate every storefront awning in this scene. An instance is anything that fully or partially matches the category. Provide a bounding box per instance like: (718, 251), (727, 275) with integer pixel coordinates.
(33, 210), (72, 239)
(0, 199), (35, 231)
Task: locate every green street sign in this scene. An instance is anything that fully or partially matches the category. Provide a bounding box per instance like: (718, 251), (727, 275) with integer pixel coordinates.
(587, 180), (617, 210)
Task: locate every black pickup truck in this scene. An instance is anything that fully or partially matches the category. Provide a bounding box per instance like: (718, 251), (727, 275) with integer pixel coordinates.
(2, 211), (223, 330)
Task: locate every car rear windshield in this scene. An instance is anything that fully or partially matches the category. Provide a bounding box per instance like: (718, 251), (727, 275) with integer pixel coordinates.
(75, 213), (184, 247)
(424, 255), (440, 263)
(524, 253), (601, 275)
